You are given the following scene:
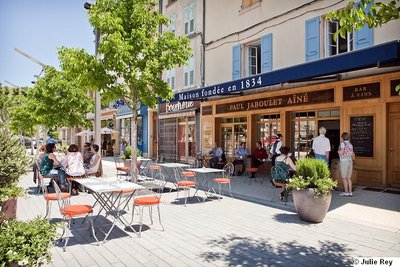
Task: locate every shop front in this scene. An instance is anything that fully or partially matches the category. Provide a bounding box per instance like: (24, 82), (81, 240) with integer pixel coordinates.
(158, 101), (200, 162)
(200, 72), (400, 187)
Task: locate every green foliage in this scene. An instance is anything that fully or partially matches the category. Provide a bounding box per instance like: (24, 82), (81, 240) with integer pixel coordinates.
(326, 0), (400, 40)
(0, 111), (32, 201)
(57, 145), (69, 154)
(287, 158), (337, 197)
(28, 66), (94, 129)
(124, 146), (141, 159)
(0, 217), (57, 266)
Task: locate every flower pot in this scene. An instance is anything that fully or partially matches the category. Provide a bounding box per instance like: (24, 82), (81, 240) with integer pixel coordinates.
(1, 197), (18, 220)
(292, 188), (332, 223)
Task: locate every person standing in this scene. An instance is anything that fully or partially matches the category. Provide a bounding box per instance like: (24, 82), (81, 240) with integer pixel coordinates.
(101, 139), (107, 156)
(312, 127), (331, 165)
(338, 132), (355, 197)
(269, 134), (283, 166)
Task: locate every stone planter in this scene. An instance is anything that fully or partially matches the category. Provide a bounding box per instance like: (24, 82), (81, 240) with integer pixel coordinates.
(1, 197), (18, 220)
(292, 188), (332, 223)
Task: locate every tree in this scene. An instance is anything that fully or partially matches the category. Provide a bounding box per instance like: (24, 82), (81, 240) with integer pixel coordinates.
(326, 0), (400, 38)
(326, 0), (400, 94)
(59, 0), (191, 181)
(29, 66), (94, 130)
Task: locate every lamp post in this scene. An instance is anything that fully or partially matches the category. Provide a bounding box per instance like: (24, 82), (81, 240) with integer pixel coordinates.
(14, 47), (46, 155)
(84, 2), (101, 147)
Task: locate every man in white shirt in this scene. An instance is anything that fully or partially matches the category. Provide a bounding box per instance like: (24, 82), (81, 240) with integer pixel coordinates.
(312, 127), (331, 164)
(269, 134), (282, 166)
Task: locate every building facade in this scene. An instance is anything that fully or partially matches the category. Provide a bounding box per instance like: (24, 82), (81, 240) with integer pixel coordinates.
(165, 0), (400, 187)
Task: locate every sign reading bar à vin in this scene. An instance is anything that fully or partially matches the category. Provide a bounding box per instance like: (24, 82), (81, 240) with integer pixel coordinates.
(343, 82), (380, 101)
(350, 115), (374, 157)
(390, 79), (400, 96)
(216, 89), (334, 114)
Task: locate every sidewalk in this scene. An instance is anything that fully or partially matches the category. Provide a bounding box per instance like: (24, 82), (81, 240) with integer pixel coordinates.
(16, 158), (400, 266)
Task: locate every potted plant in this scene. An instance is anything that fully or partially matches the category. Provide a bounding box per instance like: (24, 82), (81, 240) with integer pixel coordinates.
(123, 146), (142, 175)
(0, 111), (32, 219)
(0, 217), (57, 266)
(287, 157), (337, 223)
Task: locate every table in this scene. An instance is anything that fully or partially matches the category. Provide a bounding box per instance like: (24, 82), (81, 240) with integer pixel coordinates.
(186, 168), (225, 200)
(158, 163), (191, 181)
(76, 177), (145, 242)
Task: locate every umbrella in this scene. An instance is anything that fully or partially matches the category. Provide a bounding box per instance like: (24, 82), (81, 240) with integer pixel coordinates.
(75, 130), (94, 136)
(100, 127), (119, 134)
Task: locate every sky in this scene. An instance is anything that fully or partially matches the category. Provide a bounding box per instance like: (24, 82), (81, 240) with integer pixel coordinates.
(0, 0), (95, 88)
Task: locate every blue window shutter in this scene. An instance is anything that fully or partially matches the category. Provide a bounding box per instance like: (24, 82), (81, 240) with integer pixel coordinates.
(232, 45), (241, 80)
(261, 33), (272, 73)
(305, 17), (320, 62)
(354, 1), (374, 49)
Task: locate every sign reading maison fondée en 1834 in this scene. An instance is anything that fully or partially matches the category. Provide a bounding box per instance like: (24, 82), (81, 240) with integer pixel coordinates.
(215, 89), (334, 114)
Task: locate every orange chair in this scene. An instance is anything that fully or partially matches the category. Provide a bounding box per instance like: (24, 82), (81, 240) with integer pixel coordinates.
(130, 173), (166, 237)
(173, 167), (198, 206)
(37, 168), (70, 218)
(53, 181), (99, 251)
(147, 164), (161, 179)
(210, 163), (234, 199)
(114, 156), (129, 178)
(244, 167), (259, 185)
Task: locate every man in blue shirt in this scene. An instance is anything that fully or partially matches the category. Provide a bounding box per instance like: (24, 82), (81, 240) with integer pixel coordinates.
(209, 142), (224, 168)
(233, 142), (249, 175)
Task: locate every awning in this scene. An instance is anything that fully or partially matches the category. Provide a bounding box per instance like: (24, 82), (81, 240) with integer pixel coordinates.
(168, 40), (400, 102)
(158, 110), (196, 119)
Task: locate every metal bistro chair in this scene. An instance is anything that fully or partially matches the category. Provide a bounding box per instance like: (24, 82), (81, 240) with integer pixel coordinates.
(270, 163), (291, 205)
(130, 173), (166, 237)
(210, 162), (234, 200)
(173, 167), (198, 207)
(37, 167), (70, 218)
(114, 156), (129, 178)
(53, 181), (99, 251)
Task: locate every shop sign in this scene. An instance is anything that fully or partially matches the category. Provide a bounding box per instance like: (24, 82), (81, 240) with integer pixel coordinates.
(350, 115), (374, 157)
(215, 89), (334, 114)
(159, 101), (200, 114)
(343, 82), (380, 101)
(390, 79), (400, 96)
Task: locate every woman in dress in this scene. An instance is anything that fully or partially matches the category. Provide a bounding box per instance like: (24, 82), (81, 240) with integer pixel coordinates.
(62, 144), (85, 195)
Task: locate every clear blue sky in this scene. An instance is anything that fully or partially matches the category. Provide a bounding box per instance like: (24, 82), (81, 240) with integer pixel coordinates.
(0, 0), (95, 88)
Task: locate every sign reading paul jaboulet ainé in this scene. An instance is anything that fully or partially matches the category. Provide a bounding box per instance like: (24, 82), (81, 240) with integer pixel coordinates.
(216, 89), (334, 114)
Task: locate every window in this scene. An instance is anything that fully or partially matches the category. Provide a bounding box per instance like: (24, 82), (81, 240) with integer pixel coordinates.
(256, 114), (281, 151)
(184, 2), (195, 35)
(184, 56), (195, 88)
(326, 19), (353, 56)
(247, 43), (261, 76)
(166, 69), (175, 90)
(168, 14), (176, 35)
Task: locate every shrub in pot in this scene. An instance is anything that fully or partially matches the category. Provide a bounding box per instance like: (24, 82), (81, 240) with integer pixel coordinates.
(0, 111), (32, 219)
(287, 157), (337, 223)
(0, 217), (57, 266)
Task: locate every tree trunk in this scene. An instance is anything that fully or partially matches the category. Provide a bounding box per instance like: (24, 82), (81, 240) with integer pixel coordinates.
(129, 90), (138, 183)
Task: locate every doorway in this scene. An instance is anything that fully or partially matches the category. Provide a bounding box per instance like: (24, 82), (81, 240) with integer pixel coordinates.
(318, 120), (340, 166)
(388, 102), (400, 187)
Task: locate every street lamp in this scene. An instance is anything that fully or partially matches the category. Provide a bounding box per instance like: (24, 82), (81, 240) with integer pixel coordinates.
(84, 1), (102, 147)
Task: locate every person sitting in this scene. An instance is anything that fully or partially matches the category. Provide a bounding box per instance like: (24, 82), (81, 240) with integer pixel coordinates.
(40, 143), (67, 191)
(209, 142), (223, 168)
(274, 146), (297, 200)
(249, 141), (267, 178)
(85, 144), (102, 176)
(33, 145), (46, 184)
(233, 142), (249, 176)
(82, 142), (94, 168)
(62, 144), (85, 195)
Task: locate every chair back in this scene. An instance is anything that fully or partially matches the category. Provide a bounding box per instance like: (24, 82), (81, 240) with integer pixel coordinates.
(52, 180), (68, 209)
(173, 167), (181, 183)
(114, 156), (121, 168)
(152, 173), (166, 199)
(271, 164), (290, 183)
(223, 163), (234, 179)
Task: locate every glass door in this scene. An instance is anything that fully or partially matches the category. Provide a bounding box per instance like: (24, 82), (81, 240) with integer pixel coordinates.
(221, 126), (233, 157)
(220, 117), (248, 158)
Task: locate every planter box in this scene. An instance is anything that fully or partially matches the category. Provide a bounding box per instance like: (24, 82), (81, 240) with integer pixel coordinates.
(292, 189), (332, 223)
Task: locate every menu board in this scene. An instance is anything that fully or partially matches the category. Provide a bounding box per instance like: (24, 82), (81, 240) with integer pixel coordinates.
(350, 116), (374, 157)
